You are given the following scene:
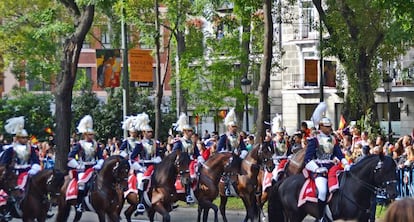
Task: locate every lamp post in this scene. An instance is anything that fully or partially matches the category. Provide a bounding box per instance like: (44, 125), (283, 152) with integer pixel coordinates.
(241, 76), (252, 132)
(383, 76), (393, 143)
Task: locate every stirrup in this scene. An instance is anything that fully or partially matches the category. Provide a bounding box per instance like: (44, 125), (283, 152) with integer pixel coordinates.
(225, 188), (231, 196)
(137, 203), (145, 213)
(75, 203), (84, 213)
(186, 195), (194, 203)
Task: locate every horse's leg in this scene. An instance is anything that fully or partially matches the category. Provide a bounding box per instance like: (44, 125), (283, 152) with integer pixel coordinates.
(56, 200), (71, 222)
(152, 202), (170, 222)
(219, 195), (228, 222)
(197, 205), (202, 222)
(148, 207), (156, 222)
(72, 210), (83, 222)
(124, 194), (138, 222)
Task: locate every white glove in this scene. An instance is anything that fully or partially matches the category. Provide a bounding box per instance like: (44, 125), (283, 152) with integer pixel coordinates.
(28, 164), (41, 175)
(197, 156), (205, 164)
(93, 159), (104, 170)
(154, 156), (162, 164)
(68, 159), (80, 169)
(240, 150), (248, 159)
(132, 162), (146, 172)
(305, 160), (319, 172)
(120, 151), (128, 158)
(344, 164), (351, 171)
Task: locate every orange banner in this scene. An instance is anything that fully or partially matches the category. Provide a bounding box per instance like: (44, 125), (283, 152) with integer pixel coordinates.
(129, 49), (154, 85)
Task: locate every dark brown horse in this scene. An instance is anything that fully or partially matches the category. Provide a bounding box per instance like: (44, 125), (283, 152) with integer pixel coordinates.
(144, 151), (190, 222)
(219, 141), (275, 222)
(0, 154), (22, 221)
(56, 155), (130, 222)
(194, 152), (242, 222)
(20, 169), (65, 222)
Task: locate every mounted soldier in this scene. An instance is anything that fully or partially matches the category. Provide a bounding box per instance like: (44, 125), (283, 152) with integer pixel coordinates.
(1, 116), (41, 189)
(67, 115), (104, 213)
(217, 108), (247, 196)
(129, 112), (162, 213)
(120, 115), (140, 159)
(304, 102), (350, 222)
(172, 113), (199, 203)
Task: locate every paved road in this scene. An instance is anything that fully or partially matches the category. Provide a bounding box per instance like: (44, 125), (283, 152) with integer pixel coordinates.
(11, 206), (262, 222)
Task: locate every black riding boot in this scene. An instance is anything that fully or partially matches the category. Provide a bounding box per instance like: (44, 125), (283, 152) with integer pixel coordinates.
(76, 189), (85, 213)
(136, 189), (145, 213)
(185, 184), (194, 204)
(317, 200), (326, 222)
(224, 175), (231, 196)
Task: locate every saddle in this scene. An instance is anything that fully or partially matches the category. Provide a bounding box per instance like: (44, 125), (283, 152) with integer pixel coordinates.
(65, 168), (95, 201)
(298, 165), (343, 207)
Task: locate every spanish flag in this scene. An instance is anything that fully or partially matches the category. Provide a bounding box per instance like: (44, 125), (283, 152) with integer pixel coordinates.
(338, 115), (346, 130)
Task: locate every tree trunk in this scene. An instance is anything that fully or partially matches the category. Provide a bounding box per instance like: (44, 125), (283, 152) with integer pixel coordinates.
(256, 0), (273, 141)
(154, 0), (163, 140)
(54, 2), (94, 173)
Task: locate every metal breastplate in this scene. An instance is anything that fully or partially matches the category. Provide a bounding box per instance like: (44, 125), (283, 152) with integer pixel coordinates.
(227, 134), (239, 151)
(127, 138), (137, 153)
(142, 139), (155, 159)
(13, 143), (30, 164)
(80, 140), (97, 162)
(181, 138), (193, 154)
(275, 140), (287, 156)
(316, 135), (334, 160)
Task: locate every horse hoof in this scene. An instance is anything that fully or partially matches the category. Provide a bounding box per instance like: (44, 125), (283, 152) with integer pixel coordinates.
(47, 213), (55, 218)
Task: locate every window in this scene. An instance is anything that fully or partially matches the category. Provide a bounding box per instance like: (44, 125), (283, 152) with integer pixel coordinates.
(324, 60), (336, 87)
(101, 31), (111, 49)
(304, 59), (318, 86)
(300, 0), (315, 38)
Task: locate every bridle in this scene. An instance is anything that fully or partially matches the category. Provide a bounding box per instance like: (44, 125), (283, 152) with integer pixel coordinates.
(257, 143), (274, 172)
(112, 160), (129, 188)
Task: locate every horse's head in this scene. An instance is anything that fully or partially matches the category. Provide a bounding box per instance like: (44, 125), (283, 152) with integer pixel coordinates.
(46, 169), (66, 204)
(350, 154), (398, 200)
(0, 165), (18, 192)
(112, 158), (130, 191)
(373, 155), (398, 199)
(258, 141), (275, 172)
(100, 155), (130, 191)
(174, 151), (191, 187)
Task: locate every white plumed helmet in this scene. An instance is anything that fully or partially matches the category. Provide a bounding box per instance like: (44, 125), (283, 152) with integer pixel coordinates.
(4, 116), (28, 137)
(135, 112), (151, 131)
(77, 115), (94, 134)
(311, 102), (327, 129)
(271, 113), (284, 133)
(175, 113), (192, 132)
(122, 115), (138, 132)
(224, 108), (237, 127)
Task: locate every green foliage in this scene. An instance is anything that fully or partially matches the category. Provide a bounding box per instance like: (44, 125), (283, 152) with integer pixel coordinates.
(0, 88), (53, 141)
(356, 108), (381, 140)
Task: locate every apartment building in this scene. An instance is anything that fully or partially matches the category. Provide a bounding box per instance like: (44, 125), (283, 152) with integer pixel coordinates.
(271, 0), (414, 136)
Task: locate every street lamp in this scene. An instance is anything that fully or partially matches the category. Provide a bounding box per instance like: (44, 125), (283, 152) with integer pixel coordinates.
(383, 76), (393, 143)
(241, 76), (252, 132)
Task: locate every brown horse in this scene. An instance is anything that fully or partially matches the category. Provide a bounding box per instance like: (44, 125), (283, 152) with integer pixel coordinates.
(195, 152), (242, 222)
(256, 147), (306, 220)
(146, 151), (190, 222)
(20, 169), (65, 222)
(219, 141), (275, 222)
(56, 155), (130, 222)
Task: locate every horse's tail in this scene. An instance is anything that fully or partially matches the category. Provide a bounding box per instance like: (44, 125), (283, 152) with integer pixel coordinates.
(268, 180), (285, 222)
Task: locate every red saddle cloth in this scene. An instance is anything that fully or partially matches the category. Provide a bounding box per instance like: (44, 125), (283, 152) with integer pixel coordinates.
(298, 165), (342, 207)
(0, 189), (8, 206)
(262, 170), (273, 193)
(17, 172), (29, 190)
(124, 173), (138, 198)
(65, 168), (94, 200)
